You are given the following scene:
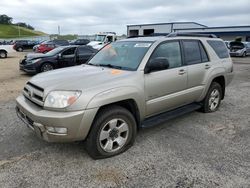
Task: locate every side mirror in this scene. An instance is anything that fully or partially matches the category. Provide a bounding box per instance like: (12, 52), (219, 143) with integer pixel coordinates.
(145, 57), (169, 73)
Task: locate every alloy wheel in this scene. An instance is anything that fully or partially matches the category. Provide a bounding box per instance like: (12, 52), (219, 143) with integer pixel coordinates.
(99, 118), (129, 153)
(209, 89), (220, 111)
(41, 64), (53, 72)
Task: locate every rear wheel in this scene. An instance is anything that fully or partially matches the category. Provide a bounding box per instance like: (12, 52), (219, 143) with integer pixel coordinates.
(85, 105), (137, 159)
(201, 82), (222, 113)
(17, 47), (23, 52)
(40, 63), (54, 72)
(0, 51), (7, 58)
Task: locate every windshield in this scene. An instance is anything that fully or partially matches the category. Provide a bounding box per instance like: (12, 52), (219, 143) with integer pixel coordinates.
(95, 35), (106, 42)
(88, 41), (152, 71)
(46, 47), (64, 55)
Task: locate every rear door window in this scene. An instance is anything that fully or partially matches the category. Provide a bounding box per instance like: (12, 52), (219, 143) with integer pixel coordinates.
(207, 40), (229, 59)
(182, 40), (202, 65)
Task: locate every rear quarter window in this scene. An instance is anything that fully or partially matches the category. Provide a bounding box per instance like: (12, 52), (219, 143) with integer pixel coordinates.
(207, 40), (229, 59)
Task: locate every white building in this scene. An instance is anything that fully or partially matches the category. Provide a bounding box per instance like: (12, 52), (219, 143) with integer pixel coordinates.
(127, 22), (250, 41)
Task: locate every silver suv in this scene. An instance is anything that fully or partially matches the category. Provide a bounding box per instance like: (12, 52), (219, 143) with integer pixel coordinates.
(16, 33), (234, 159)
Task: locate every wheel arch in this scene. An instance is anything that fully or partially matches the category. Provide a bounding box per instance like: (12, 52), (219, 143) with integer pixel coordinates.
(212, 76), (225, 99)
(94, 99), (141, 129)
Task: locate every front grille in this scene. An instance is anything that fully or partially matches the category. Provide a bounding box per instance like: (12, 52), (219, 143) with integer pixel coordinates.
(23, 82), (44, 107)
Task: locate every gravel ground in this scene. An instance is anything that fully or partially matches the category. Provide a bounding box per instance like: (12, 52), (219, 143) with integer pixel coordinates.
(0, 53), (250, 188)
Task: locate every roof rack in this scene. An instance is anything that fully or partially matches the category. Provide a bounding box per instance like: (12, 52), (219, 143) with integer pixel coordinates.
(166, 32), (218, 38)
(127, 33), (166, 38)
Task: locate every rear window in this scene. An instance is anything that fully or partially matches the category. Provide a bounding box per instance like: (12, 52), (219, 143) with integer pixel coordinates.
(207, 40), (229, 59)
(182, 40), (208, 65)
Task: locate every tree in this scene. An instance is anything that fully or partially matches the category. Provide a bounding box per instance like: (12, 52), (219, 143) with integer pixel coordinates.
(0, 14), (13, 24)
(15, 22), (35, 30)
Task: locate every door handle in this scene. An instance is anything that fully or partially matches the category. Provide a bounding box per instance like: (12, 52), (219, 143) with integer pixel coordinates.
(178, 69), (186, 75)
(205, 64), (211, 69)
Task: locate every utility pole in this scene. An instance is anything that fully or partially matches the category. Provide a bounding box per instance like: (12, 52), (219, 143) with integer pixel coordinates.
(18, 23), (21, 37)
(58, 25), (60, 35)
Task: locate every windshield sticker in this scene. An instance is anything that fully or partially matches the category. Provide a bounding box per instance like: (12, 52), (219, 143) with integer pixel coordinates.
(111, 69), (123, 75)
(134, 43), (151, 48)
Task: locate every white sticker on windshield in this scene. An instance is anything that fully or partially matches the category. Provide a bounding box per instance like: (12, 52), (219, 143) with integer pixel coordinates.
(134, 43), (151, 48)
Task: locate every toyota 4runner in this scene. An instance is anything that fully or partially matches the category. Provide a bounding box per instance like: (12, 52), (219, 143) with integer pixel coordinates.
(16, 33), (234, 159)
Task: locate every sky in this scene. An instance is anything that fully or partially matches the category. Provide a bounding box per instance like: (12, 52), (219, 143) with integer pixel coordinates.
(0, 0), (250, 35)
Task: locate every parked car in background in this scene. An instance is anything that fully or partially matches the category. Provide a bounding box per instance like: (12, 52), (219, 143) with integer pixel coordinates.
(20, 45), (97, 73)
(33, 40), (47, 52)
(13, 40), (37, 52)
(16, 34), (233, 159)
(88, 32), (117, 50)
(36, 39), (69, 53)
(0, 40), (13, 45)
(229, 41), (249, 57)
(70, 39), (90, 45)
(0, 44), (16, 58)
(243, 42), (250, 56)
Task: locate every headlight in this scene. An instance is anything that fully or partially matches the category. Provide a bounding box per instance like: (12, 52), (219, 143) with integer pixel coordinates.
(28, 58), (41, 64)
(44, 90), (81, 108)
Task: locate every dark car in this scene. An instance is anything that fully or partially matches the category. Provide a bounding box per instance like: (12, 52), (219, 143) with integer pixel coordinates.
(36, 39), (69, 53)
(70, 39), (90, 45)
(20, 45), (97, 74)
(13, 40), (37, 52)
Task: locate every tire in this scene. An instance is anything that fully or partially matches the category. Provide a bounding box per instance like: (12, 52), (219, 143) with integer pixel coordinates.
(201, 82), (222, 113)
(17, 47), (23, 52)
(85, 105), (137, 159)
(242, 52), (246, 57)
(0, 51), (7, 58)
(40, 63), (54, 72)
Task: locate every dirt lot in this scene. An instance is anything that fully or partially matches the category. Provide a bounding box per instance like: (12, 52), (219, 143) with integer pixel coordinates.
(0, 52), (250, 187)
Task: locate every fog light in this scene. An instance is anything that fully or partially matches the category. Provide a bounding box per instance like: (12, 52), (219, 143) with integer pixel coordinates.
(54, 127), (67, 134)
(46, 126), (67, 134)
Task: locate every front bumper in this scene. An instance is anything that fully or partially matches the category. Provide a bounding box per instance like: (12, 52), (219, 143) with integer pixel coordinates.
(16, 95), (98, 142)
(19, 60), (37, 74)
(229, 52), (243, 57)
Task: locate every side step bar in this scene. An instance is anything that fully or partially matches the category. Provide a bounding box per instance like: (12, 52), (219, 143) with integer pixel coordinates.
(141, 103), (202, 128)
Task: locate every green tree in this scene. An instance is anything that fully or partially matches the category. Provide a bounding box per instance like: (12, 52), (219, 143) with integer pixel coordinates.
(15, 22), (35, 30)
(0, 14), (13, 24)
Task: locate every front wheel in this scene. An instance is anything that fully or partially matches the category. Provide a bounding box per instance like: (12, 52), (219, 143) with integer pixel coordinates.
(201, 82), (222, 113)
(40, 63), (54, 72)
(85, 106), (137, 159)
(17, 47), (23, 52)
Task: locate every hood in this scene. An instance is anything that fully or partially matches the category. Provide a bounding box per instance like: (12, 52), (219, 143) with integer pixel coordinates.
(87, 41), (103, 47)
(29, 65), (133, 93)
(25, 53), (52, 60)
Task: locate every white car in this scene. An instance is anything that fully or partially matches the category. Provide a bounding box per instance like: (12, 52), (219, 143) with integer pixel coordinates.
(0, 45), (16, 58)
(88, 32), (117, 50)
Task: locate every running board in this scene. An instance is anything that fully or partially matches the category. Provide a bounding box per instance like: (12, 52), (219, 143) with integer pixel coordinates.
(141, 103), (201, 128)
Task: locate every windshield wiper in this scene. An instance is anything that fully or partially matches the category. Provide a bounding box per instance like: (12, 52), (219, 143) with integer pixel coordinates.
(97, 64), (123, 70)
(87, 62), (99, 66)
